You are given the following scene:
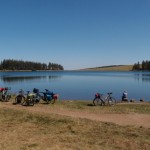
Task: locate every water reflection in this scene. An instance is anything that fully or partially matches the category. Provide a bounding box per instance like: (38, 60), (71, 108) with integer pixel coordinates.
(134, 72), (150, 83)
(1, 75), (61, 83)
(142, 75), (150, 83)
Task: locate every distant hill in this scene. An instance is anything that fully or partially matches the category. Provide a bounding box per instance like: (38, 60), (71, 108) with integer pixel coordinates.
(81, 65), (133, 71)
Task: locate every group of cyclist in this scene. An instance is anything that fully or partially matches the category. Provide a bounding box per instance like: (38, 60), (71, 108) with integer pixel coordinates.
(0, 86), (128, 106)
(0, 87), (59, 106)
(15, 88), (59, 106)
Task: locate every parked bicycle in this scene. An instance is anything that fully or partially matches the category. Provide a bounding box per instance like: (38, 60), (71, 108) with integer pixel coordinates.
(93, 92), (116, 106)
(15, 89), (26, 104)
(0, 87), (11, 102)
(21, 91), (35, 106)
(32, 88), (42, 103)
(40, 89), (58, 104)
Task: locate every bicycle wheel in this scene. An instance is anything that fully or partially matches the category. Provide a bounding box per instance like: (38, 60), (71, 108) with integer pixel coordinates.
(25, 99), (32, 106)
(50, 99), (56, 104)
(4, 95), (11, 102)
(51, 94), (58, 104)
(2, 95), (10, 102)
(1, 95), (6, 102)
(15, 96), (21, 104)
(46, 95), (53, 104)
(34, 98), (40, 103)
(108, 97), (116, 106)
(45, 98), (50, 104)
(21, 97), (26, 105)
(93, 98), (102, 106)
(21, 97), (28, 106)
(29, 99), (34, 106)
(7, 95), (11, 101)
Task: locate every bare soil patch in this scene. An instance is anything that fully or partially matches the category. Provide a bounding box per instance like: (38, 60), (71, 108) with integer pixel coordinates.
(0, 101), (150, 128)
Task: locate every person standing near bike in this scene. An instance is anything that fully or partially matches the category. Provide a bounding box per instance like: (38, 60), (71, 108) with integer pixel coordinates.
(94, 93), (101, 100)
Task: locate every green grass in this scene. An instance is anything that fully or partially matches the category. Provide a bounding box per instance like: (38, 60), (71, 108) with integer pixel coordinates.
(56, 100), (150, 114)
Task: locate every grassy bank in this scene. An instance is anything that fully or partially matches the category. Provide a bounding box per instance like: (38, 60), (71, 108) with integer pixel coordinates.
(82, 65), (133, 71)
(56, 100), (150, 114)
(0, 100), (150, 150)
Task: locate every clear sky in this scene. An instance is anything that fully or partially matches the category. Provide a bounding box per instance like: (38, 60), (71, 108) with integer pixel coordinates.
(0, 0), (150, 70)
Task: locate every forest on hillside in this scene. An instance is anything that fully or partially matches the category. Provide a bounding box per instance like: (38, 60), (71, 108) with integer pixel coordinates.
(0, 59), (64, 70)
(133, 60), (150, 71)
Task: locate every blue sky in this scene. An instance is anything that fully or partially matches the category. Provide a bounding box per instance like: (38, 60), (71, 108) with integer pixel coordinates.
(0, 0), (150, 70)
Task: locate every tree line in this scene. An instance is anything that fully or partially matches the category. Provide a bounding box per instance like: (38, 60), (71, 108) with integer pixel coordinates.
(133, 60), (150, 70)
(0, 59), (64, 70)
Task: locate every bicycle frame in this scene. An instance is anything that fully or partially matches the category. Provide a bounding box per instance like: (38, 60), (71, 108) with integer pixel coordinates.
(102, 93), (116, 105)
(22, 91), (35, 106)
(0, 87), (11, 102)
(40, 89), (58, 104)
(93, 92), (116, 106)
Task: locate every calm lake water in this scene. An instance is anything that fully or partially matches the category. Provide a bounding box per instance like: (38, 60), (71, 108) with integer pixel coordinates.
(0, 71), (150, 101)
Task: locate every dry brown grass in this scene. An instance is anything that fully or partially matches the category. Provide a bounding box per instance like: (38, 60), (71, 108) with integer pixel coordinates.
(0, 102), (150, 150)
(82, 65), (133, 71)
(57, 100), (150, 114)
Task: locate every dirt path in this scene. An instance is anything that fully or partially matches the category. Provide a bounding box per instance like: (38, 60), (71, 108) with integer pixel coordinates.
(0, 102), (150, 128)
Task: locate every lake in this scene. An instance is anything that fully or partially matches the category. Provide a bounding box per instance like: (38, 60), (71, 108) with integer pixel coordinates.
(0, 71), (150, 101)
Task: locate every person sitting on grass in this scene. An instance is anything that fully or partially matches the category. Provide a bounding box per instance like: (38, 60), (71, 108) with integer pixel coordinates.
(122, 91), (128, 101)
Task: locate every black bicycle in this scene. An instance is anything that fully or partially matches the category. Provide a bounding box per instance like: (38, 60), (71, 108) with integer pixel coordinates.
(15, 89), (26, 104)
(93, 92), (116, 106)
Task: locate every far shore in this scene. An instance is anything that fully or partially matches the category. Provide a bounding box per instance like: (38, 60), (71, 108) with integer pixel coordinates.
(0, 65), (134, 72)
(0, 69), (64, 72)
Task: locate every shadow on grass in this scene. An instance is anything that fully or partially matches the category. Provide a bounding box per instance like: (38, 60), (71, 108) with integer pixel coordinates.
(87, 103), (95, 106)
(38, 102), (55, 105)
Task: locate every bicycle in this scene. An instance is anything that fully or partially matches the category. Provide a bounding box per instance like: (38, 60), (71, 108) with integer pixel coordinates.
(15, 89), (26, 104)
(40, 89), (58, 104)
(32, 88), (42, 103)
(21, 91), (35, 106)
(93, 92), (116, 106)
(0, 87), (11, 102)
